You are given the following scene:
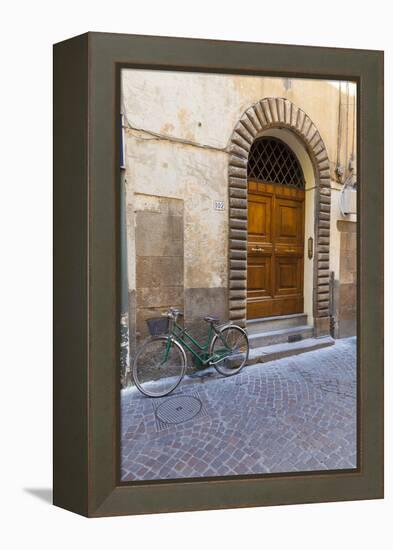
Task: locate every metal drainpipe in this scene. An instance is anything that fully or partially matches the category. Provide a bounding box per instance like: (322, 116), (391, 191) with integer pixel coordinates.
(120, 171), (131, 386)
(335, 82), (344, 182)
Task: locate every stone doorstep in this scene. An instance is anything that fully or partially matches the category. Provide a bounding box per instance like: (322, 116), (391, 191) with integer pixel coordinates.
(248, 324), (313, 349)
(247, 313), (308, 334)
(248, 336), (335, 366)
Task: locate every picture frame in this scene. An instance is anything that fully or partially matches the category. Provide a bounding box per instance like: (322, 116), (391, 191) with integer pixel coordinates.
(53, 32), (383, 517)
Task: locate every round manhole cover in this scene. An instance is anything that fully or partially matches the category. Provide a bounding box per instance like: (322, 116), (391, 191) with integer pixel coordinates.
(155, 395), (202, 425)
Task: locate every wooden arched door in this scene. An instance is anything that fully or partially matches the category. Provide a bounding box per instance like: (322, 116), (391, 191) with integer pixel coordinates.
(246, 138), (305, 320)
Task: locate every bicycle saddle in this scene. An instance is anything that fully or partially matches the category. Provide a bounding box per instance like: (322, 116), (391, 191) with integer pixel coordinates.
(204, 315), (220, 324)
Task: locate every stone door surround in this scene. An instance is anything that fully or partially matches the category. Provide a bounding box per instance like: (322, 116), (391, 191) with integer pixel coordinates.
(228, 97), (331, 336)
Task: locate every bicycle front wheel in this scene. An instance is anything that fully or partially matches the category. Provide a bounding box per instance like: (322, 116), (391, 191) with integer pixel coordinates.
(132, 336), (186, 397)
(209, 325), (249, 376)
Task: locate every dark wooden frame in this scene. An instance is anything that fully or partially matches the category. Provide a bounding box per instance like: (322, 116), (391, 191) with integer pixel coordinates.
(53, 32), (384, 517)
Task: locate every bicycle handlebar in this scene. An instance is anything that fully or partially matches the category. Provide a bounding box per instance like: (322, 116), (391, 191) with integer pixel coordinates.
(162, 308), (184, 319)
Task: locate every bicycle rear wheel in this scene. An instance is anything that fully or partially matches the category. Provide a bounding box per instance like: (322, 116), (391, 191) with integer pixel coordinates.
(132, 336), (186, 397)
(209, 325), (249, 376)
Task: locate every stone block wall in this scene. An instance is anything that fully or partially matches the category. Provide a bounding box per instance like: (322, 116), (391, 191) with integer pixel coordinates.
(134, 196), (184, 341)
(336, 220), (357, 338)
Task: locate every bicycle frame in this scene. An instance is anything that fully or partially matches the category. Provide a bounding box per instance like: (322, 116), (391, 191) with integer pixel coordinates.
(169, 319), (230, 367)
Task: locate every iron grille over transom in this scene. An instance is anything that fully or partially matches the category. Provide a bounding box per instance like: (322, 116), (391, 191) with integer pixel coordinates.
(247, 137), (305, 188)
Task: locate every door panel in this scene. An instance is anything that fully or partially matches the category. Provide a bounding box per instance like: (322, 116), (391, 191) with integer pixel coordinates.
(275, 256), (302, 295)
(247, 256), (272, 296)
(247, 181), (305, 319)
(275, 197), (304, 245)
(247, 191), (274, 307)
(248, 194), (272, 243)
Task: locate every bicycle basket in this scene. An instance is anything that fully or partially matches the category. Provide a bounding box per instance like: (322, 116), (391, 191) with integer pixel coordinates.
(146, 317), (169, 336)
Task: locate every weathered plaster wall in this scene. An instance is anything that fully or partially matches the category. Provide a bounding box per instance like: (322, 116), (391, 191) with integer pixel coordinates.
(121, 69), (357, 344)
(122, 71), (356, 179)
(124, 134), (228, 290)
(124, 131), (229, 342)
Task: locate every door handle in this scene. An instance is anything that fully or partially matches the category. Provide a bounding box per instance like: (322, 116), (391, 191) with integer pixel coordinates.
(308, 237), (314, 259)
(251, 247), (265, 252)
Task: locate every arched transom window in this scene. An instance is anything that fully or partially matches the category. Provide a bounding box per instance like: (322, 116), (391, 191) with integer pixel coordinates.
(247, 137), (305, 189)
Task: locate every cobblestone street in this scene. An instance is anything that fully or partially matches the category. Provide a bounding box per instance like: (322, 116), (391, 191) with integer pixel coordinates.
(121, 337), (357, 481)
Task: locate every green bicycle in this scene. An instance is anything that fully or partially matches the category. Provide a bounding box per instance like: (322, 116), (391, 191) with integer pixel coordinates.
(133, 307), (249, 397)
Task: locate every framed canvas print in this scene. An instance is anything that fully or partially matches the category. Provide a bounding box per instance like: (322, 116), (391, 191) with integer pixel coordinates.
(53, 32), (383, 517)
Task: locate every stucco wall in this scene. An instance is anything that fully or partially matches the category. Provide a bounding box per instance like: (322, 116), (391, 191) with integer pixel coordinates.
(121, 69), (357, 343)
(333, 220), (357, 338)
(121, 71), (356, 174)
